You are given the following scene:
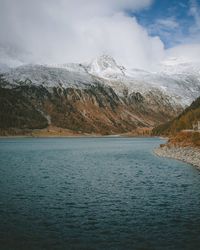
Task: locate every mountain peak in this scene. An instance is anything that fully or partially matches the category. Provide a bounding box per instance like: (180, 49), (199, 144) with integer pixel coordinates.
(94, 54), (118, 68)
(88, 54), (125, 78)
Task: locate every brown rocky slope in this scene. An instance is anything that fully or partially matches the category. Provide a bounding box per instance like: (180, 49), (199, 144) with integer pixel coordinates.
(0, 75), (182, 136)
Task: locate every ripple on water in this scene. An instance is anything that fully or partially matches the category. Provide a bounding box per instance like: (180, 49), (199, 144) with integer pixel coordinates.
(0, 137), (200, 250)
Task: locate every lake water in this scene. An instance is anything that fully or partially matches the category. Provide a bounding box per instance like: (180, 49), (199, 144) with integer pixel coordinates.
(0, 137), (200, 250)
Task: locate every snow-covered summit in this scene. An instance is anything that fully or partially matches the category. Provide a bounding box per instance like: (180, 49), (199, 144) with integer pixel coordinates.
(87, 55), (125, 78)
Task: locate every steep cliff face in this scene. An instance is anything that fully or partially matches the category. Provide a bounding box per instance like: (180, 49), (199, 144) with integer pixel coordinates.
(0, 75), (181, 135)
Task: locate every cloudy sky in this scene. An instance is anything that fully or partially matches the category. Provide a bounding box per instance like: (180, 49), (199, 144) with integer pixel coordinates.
(0, 0), (200, 69)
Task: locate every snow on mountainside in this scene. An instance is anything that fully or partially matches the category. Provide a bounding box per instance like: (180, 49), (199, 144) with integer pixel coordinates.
(2, 55), (200, 106)
(2, 55), (197, 135)
(85, 55), (200, 105)
(153, 58), (200, 105)
(4, 64), (99, 89)
(158, 57), (200, 76)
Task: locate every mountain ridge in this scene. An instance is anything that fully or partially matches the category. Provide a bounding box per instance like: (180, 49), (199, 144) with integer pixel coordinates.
(3, 55), (200, 106)
(0, 55), (200, 135)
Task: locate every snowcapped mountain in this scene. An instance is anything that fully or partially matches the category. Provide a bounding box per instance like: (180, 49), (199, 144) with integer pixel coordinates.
(3, 54), (200, 106)
(0, 54), (200, 135)
(87, 55), (200, 106)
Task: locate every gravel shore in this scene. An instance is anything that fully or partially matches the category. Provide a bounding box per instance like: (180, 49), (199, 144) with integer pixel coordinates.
(154, 145), (200, 169)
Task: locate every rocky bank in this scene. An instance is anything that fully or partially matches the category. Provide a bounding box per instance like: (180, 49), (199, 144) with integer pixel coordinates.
(154, 145), (200, 169)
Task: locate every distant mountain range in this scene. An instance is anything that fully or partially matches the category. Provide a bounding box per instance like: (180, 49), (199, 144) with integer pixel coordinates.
(0, 55), (200, 135)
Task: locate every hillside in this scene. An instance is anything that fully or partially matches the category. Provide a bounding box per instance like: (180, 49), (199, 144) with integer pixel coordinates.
(0, 74), (180, 136)
(1, 55), (200, 136)
(153, 95), (200, 169)
(153, 96), (200, 136)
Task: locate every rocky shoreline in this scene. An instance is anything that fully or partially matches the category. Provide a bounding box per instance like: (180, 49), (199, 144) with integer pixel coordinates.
(154, 145), (200, 169)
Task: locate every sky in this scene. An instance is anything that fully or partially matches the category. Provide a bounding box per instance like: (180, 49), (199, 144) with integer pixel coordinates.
(0, 0), (200, 70)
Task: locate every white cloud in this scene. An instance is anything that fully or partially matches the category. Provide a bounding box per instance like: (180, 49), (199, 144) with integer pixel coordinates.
(0, 0), (199, 70)
(156, 18), (179, 30)
(174, 0), (200, 47)
(0, 0), (165, 69)
(147, 17), (180, 47)
(165, 43), (200, 63)
(189, 0), (200, 36)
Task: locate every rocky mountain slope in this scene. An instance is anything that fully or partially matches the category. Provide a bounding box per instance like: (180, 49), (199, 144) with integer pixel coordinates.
(0, 55), (199, 135)
(153, 95), (200, 135)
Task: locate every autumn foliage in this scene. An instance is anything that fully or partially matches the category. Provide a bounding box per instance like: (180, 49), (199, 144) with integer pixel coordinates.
(168, 131), (200, 147)
(153, 96), (200, 136)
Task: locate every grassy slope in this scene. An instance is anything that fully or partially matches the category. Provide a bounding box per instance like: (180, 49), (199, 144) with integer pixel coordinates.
(153, 96), (200, 148)
(152, 96), (200, 135)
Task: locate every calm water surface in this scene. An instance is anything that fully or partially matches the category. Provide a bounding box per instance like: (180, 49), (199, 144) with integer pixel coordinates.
(0, 137), (200, 250)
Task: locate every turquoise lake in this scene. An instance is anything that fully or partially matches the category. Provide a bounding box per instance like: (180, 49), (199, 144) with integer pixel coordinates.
(0, 137), (200, 250)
